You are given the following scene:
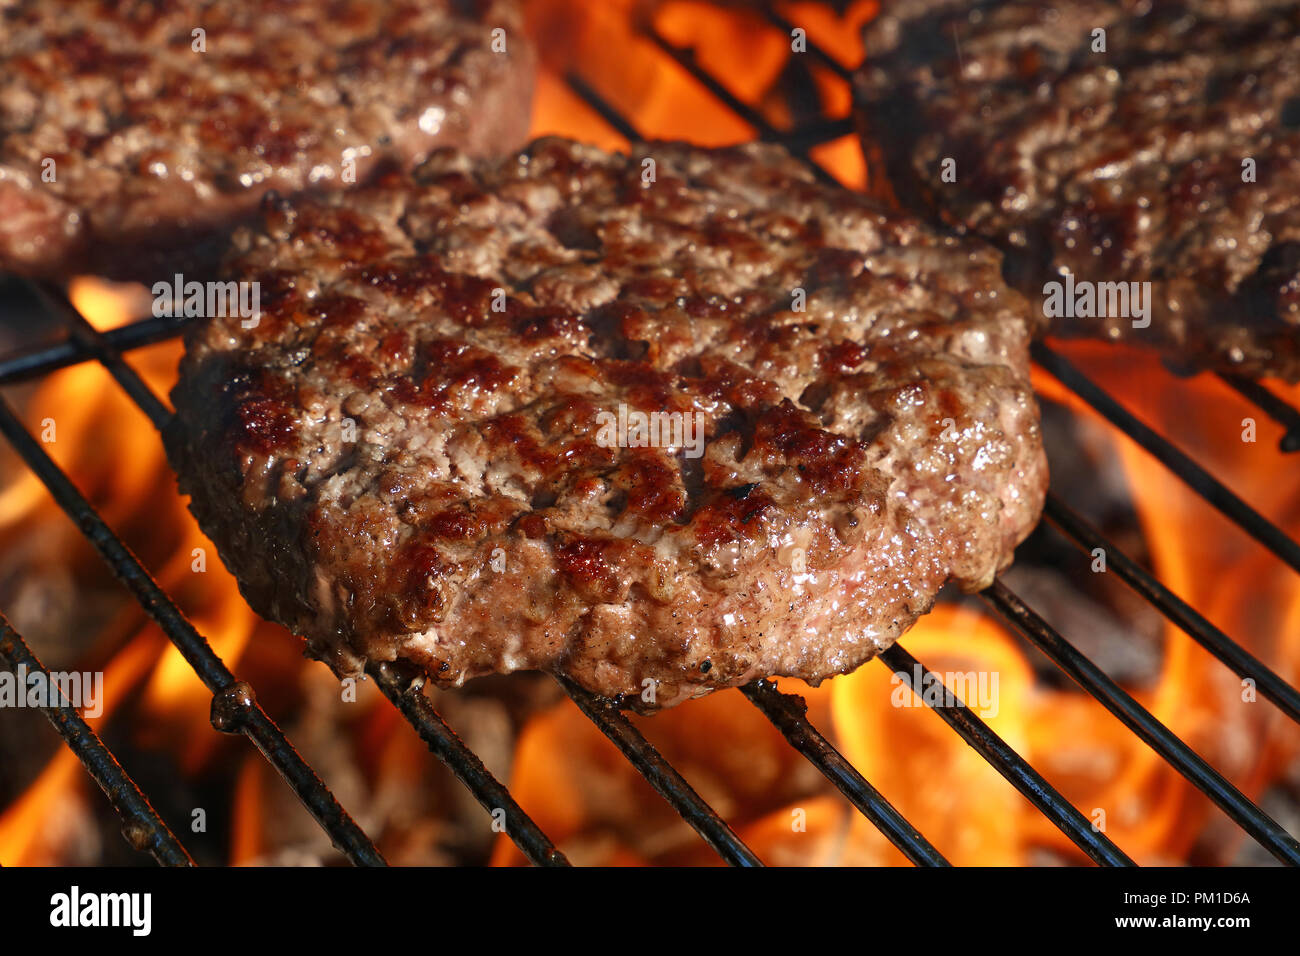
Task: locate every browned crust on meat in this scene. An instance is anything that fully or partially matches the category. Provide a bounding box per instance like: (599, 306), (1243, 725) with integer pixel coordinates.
(855, 0), (1300, 381)
(165, 137), (1046, 709)
(0, 0), (535, 279)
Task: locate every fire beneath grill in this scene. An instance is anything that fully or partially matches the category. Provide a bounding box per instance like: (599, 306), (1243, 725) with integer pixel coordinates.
(1, 0), (1299, 867)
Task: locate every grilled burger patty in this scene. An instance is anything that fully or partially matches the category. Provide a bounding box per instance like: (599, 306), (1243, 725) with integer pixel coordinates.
(165, 137), (1047, 709)
(855, 0), (1300, 380)
(0, 0), (534, 279)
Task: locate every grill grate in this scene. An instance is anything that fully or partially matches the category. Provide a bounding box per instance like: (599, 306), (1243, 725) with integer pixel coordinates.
(983, 582), (1300, 864)
(0, 613), (193, 866)
(0, 390), (390, 866)
(1032, 343), (1300, 574)
(3, 3), (1300, 868)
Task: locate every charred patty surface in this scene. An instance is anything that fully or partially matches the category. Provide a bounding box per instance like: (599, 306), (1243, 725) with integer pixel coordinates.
(165, 137), (1047, 708)
(0, 0), (534, 279)
(855, 0), (1300, 380)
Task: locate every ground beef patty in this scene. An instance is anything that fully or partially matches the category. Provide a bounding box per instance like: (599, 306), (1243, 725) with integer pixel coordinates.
(164, 137), (1047, 709)
(855, 0), (1300, 380)
(0, 0), (534, 279)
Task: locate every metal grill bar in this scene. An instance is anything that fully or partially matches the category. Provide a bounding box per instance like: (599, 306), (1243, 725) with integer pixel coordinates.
(29, 280), (172, 430)
(760, 8), (855, 82)
(0, 394), (388, 865)
(878, 646), (1136, 867)
(779, 117), (858, 151)
(0, 314), (186, 386)
(983, 579), (1300, 866)
(642, 25), (843, 186)
(0, 613), (194, 866)
(741, 680), (950, 866)
(1044, 492), (1300, 725)
(564, 72), (643, 142)
(557, 675), (764, 866)
(1033, 342), (1300, 577)
(643, 27), (772, 137)
(1217, 374), (1300, 453)
(370, 662), (569, 866)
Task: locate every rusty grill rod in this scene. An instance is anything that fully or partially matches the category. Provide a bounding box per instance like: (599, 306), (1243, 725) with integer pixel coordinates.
(1216, 374), (1300, 453)
(564, 72), (643, 143)
(370, 662), (569, 866)
(0, 613), (194, 866)
(642, 25), (843, 187)
(29, 280), (172, 430)
(760, 7), (856, 82)
(0, 313), (185, 386)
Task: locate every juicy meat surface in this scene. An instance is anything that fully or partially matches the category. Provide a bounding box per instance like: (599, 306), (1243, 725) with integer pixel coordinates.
(855, 0), (1300, 380)
(165, 137), (1047, 709)
(0, 0), (534, 279)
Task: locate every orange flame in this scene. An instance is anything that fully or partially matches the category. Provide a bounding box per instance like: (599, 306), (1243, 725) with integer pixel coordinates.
(0, 281), (270, 858)
(68, 277), (154, 332)
(524, 0), (872, 187)
(0, 628), (165, 864)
